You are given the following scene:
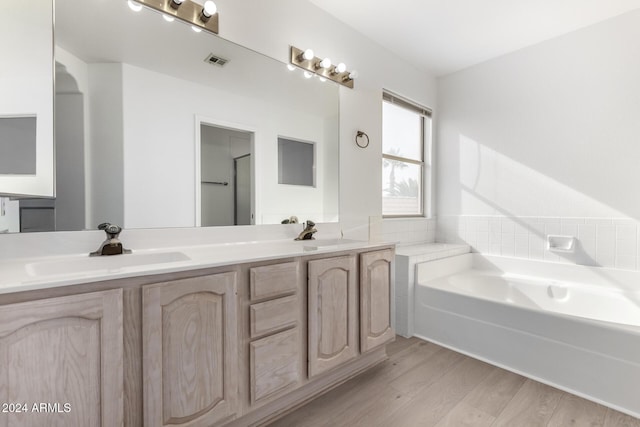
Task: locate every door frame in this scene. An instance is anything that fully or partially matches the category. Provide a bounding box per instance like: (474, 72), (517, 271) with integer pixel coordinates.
(233, 153), (251, 225)
(194, 116), (256, 227)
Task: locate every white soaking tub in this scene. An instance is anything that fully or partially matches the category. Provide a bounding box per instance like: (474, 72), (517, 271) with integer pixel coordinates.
(413, 253), (640, 418)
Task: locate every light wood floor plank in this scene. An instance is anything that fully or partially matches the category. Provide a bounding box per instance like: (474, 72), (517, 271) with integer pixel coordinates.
(386, 335), (421, 357)
(379, 339), (442, 383)
(462, 367), (527, 417)
(433, 402), (495, 427)
(266, 337), (640, 427)
(382, 356), (495, 426)
(492, 379), (564, 427)
(604, 409), (640, 427)
(388, 345), (465, 396)
(547, 393), (607, 427)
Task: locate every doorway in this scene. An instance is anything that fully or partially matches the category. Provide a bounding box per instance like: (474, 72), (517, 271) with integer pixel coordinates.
(199, 122), (253, 226)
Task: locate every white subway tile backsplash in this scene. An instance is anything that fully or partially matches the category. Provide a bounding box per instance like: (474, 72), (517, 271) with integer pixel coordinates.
(514, 234), (529, 258)
(560, 223), (579, 237)
(585, 218), (613, 225)
(578, 224), (596, 240)
(501, 220), (515, 234)
(616, 224), (636, 239)
(476, 231), (489, 253)
(545, 223), (561, 236)
(437, 215), (640, 272)
(616, 239), (636, 257)
(597, 225), (615, 245)
(615, 255), (636, 271)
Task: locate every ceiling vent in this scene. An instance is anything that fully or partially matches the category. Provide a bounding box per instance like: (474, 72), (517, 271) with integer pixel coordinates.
(204, 53), (228, 67)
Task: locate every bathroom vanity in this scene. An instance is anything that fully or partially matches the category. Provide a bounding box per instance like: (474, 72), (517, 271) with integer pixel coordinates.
(0, 240), (394, 427)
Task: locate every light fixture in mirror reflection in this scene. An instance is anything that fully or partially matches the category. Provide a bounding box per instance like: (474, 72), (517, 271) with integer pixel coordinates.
(289, 46), (358, 88)
(129, 0), (219, 35)
(0, 0), (340, 234)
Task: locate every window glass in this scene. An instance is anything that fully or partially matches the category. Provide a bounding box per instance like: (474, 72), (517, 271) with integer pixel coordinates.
(382, 160), (422, 216)
(382, 93), (431, 217)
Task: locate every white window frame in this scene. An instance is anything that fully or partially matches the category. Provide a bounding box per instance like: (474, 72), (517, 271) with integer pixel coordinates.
(382, 91), (433, 218)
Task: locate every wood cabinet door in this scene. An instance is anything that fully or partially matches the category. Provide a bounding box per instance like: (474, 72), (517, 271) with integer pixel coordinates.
(143, 272), (238, 427)
(307, 255), (358, 378)
(249, 328), (300, 405)
(0, 289), (123, 427)
(360, 249), (395, 352)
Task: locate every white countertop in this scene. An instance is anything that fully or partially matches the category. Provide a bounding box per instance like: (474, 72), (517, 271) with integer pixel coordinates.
(0, 238), (393, 295)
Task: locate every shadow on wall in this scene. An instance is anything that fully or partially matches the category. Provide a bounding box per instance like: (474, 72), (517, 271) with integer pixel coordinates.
(437, 10), (640, 224)
(437, 135), (639, 270)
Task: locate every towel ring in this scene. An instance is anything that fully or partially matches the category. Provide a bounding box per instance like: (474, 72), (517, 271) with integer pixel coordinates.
(355, 131), (369, 148)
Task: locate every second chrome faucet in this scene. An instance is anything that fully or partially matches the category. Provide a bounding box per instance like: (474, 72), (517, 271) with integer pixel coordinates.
(295, 220), (317, 241)
(90, 223), (132, 256)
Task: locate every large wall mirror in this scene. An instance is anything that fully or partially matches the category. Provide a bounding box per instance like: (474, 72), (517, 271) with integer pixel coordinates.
(0, 0), (339, 233)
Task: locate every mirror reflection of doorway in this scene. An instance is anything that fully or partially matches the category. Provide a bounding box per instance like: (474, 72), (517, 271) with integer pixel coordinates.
(200, 124), (253, 226)
(234, 154), (251, 225)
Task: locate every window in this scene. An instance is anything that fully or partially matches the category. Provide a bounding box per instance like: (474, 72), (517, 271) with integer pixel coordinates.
(382, 92), (432, 217)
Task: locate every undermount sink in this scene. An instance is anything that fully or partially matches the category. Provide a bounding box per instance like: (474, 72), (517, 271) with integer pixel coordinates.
(26, 251), (191, 277)
(303, 238), (365, 250)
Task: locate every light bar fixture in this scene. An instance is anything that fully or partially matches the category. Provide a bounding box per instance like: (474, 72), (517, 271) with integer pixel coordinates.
(289, 46), (357, 89)
(129, 0), (219, 34)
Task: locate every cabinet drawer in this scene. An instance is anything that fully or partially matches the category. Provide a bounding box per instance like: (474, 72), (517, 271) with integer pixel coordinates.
(250, 328), (300, 405)
(250, 295), (298, 338)
(250, 261), (298, 300)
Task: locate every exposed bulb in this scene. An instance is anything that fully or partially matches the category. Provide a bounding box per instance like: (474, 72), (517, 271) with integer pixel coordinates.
(191, 25), (202, 33)
(335, 62), (346, 73)
(287, 64), (296, 71)
(348, 70), (359, 79)
(303, 71), (313, 79)
(302, 49), (314, 61)
(127, 0), (142, 12)
(319, 77), (327, 82)
(162, 14), (175, 22)
(171, 0), (184, 6)
(202, 0), (217, 17)
(319, 58), (332, 69)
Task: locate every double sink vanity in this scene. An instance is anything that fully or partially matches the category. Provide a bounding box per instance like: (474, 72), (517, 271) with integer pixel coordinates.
(0, 1), (392, 424)
(0, 234), (395, 426)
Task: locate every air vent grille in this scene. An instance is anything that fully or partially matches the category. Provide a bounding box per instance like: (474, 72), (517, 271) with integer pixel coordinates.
(204, 53), (228, 67)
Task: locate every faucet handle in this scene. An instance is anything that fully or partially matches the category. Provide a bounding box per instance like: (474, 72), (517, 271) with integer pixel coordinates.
(98, 223), (122, 238)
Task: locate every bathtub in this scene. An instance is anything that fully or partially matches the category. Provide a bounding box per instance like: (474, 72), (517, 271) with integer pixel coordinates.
(414, 253), (640, 418)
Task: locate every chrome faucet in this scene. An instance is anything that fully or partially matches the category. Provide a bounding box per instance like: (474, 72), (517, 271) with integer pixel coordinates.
(90, 223), (132, 256)
(295, 220), (317, 241)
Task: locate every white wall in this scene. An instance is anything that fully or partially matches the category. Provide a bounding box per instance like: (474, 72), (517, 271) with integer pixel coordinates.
(88, 64), (125, 228)
(437, 10), (640, 269)
(216, 0), (437, 241)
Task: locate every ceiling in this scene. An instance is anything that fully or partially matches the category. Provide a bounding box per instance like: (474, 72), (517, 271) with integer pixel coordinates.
(309, 0), (640, 76)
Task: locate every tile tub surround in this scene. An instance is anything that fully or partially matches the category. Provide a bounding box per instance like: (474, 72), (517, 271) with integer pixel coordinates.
(371, 217), (437, 245)
(437, 215), (640, 271)
(394, 243), (470, 337)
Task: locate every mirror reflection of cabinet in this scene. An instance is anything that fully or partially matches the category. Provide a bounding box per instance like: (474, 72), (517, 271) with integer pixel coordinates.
(0, 0), (54, 197)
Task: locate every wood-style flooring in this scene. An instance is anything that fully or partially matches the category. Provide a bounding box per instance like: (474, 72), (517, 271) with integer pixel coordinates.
(268, 336), (640, 427)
